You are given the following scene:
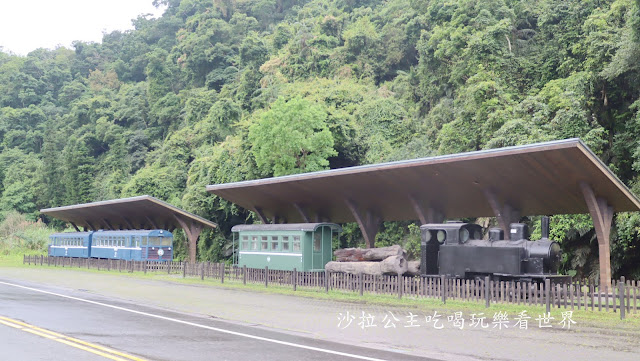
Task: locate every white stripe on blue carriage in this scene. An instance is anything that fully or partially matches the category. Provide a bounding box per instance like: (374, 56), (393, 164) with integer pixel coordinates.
(91, 247), (145, 250)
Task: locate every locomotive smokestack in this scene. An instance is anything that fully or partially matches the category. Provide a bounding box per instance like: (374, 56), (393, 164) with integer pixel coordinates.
(541, 216), (550, 239)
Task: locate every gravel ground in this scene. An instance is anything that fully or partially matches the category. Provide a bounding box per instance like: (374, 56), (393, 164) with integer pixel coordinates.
(1, 267), (638, 361)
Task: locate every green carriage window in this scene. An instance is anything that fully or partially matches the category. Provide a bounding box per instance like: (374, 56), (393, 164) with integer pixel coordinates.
(242, 241), (249, 250)
(251, 236), (258, 250)
(313, 232), (322, 252)
(282, 236), (289, 251)
(271, 236), (278, 251)
(293, 236), (301, 251)
(261, 235), (268, 250)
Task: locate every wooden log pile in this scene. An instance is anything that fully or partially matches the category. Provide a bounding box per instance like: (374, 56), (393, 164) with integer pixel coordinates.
(325, 245), (417, 275)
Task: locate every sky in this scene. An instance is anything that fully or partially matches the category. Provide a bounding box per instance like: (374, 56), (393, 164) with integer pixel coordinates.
(0, 0), (166, 55)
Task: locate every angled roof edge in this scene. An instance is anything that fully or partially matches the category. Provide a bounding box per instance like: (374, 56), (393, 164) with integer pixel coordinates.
(40, 195), (217, 229)
(574, 141), (640, 210)
(206, 138), (583, 191)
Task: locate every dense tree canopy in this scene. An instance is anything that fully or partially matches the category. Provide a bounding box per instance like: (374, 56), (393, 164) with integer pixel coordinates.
(2, 0), (640, 278)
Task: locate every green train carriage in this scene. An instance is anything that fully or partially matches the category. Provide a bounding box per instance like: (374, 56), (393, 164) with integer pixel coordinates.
(232, 223), (341, 271)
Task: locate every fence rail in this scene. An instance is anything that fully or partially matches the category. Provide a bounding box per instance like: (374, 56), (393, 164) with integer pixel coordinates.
(23, 255), (639, 319)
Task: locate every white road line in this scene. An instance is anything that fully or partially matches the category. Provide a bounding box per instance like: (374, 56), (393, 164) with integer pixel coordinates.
(0, 281), (386, 361)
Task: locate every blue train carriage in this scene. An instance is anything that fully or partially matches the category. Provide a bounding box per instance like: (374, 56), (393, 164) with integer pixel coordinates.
(90, 229), (173, 262)
(232, 223), (342, 271)
(49, 232), (93, 258)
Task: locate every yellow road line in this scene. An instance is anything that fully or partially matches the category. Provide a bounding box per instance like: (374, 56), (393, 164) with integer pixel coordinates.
(0, 316), (147, 361)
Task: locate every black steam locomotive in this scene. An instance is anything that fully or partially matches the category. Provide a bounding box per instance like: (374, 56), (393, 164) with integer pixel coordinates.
(420, 217), (567, 281)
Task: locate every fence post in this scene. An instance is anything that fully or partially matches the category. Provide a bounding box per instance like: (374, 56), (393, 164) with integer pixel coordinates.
(293, 268), (297, 291)
(221, 263), (225, 284)
(620, 276), (626, 320)
(200, 263), (204, 280)
(485, 276), (491, 308)
(182, 262), (186, 278)
(397, 273), (403, 299)
(545, 279), (551, 314)
(243, 265), (247, 285)
(265, 266), (269, 288)
(325, 270), (330, 293)
(359, 273), (364, 296)
(440, 275), (446, 304)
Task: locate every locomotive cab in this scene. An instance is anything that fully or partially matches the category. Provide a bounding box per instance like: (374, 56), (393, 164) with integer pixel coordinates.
(420, 218), (563, 280)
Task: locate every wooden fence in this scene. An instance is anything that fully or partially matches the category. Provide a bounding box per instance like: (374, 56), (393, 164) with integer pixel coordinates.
(23, 255), (639, 319)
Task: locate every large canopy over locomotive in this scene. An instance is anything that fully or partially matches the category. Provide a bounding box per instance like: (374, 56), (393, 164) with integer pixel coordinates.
(208, 139), (640, 288)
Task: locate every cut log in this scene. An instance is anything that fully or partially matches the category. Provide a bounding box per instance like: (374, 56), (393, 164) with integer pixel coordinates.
(325, 255), (408, 275)
(334, 245), (405, 262)
(405, 261), (420, 276)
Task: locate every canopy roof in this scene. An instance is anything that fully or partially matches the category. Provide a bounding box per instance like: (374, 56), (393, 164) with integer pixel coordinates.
(231, 223), (342, 233)
(41, 195), (217, 231)
(206, 139), (640, 223)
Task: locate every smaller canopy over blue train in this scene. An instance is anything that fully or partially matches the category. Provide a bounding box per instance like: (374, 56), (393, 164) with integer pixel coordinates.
(49, 229), (173, 262)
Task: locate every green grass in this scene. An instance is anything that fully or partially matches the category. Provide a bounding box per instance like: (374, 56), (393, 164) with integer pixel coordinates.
(10, 258), (640, 332)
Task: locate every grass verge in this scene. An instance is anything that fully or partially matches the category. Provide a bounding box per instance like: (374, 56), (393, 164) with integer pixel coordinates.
(7, 258), (640, 332)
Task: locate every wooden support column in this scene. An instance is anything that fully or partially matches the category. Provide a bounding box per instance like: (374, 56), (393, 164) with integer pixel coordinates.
(580, 182), (614, 289)
(253, 207), (268, 224)
(345, 200), (381, 248)
(173, 215), (204, 264)
(293, 203), (311, 223)
(483, 189), (520, 238)
(408, 195), (444, 224)
(145, 216), (159, 229)
(85, 221), (97, 231)
(122, 217), (135, 230)
(103, 219), (115, 230)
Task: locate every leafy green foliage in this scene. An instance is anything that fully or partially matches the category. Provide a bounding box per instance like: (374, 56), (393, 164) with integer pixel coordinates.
(248, 96), (337, 176)
(1, 0), (640, 274)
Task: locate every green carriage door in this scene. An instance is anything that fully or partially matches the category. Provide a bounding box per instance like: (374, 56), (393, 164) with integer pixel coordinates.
(311, 226), (330, 271)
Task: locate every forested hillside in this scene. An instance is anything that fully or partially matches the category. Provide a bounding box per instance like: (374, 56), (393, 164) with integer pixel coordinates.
(1, 0), (640, 278)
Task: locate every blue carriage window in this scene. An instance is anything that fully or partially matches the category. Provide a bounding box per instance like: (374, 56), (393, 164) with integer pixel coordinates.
(161, 237), (172, 246)
(142, 237), (148, 246)
(293, 236), (301, 252)
(282, 236), (289, 251)
(271, 236), (278, 251)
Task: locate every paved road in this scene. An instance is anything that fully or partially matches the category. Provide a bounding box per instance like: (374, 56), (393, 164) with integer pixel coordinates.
(0, 279), (429, 361)
(1, 267), (639, 361)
